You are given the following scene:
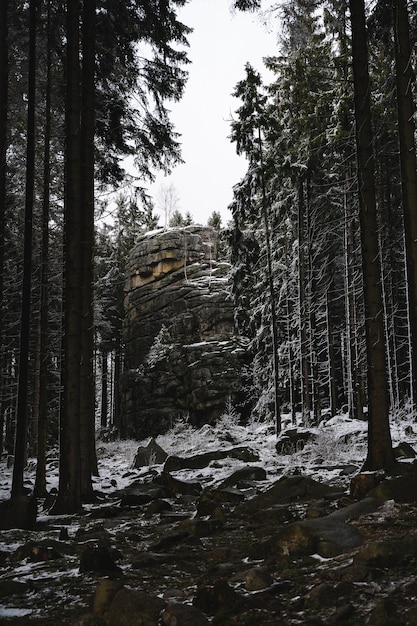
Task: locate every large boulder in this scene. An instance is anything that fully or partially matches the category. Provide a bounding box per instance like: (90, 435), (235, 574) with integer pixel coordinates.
(233, 475), (337, 517)
(121, 226), (251, 438)
(92, 580), (166, 626)
(250, 497), (384, 559)
(161, 603), (209, 626)
(132, 438), (168, 467)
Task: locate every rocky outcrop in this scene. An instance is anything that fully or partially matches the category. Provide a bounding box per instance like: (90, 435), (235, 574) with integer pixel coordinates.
(121, 226), (250, 438)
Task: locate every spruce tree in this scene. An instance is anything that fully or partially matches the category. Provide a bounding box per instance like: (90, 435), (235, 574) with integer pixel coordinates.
(52, 0), (83, 514)
(12, 0), (38, 497)
(0, 0), (8, 454)
(393, 0), (417, 408)
(349, 0), (395, 470)
(231, 64), (282, 428)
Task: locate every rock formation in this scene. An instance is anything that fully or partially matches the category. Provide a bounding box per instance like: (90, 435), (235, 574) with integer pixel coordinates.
(121, 225), (250, 438)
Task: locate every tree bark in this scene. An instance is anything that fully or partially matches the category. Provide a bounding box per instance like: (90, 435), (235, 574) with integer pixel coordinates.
(344, 173), (363, 420)
(326, 272), (338, 417)
(298, 178), (312, 425)
(349, 0), (395, 470)
(0, 0), (8, 454)
(12, 0), (37, 497)
(79, 0), (97, 499)
(53, 0), (83, 513)
(101, 351), (108, 428)
(113, 345), (122, 435)
(0, 0), (7, 347)
(35, 0), (52, 497)
(284, 241), (296, 423)
(393, 0), (417, 409)
(257, 125), (281, 433)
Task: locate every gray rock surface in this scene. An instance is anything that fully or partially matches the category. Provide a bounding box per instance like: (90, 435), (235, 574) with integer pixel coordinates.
(121, 226), (251, 438)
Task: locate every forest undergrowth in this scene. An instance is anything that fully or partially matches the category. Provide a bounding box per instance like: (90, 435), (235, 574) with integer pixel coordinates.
(1, 404), (417, 625)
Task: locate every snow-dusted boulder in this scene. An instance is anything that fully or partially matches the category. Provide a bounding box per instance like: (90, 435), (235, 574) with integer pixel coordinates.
(133, 437), (168, 467)
(121, 225), (251, 438)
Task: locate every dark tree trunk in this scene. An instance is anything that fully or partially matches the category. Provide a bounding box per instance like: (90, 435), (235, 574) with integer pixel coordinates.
(31, 320), (41, 458)
(113, 345), (122, 435)
(35, 0), (52, 497)
(79, 0), (97, 499)
(298, 178), (311, 425)
(393, 0), (417, 409)
(349, 0), (395, 470)
(53, 0), (83, 513)
(377, 150), (401, 409)
(11, 0), (37, 497)
(257, 126), (281, 433)
(344, 174), (363, 420)
(101, 351), (108, 428)
(284, 242), (296, 423)
(0, 0), (8, 454)
(326, 274), (338, 418)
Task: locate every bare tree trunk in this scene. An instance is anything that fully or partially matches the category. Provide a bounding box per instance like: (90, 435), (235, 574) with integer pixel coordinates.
(0, 0), (8, 454)
(298, 178), (311, 425)
(309, 275), (320, 423)
(344, 165), (364, 421)
(53, 0), (83, 513)
(257, 126), (281, 433)
(284, 241), (296, 423)
(109, 351), (114, 426)
(305, 179), (321, 424)
(379, 226), (395, 410)
(349, 0), (395, 470)
(113, 345), (122, 435)
(310, 304), (320, 423)
(378, 152), (402, 411)
(79, 0), (97, 498)
(393, 0), (417, 410)
(35, 0), (52, 497)
(12, 0), (37, 497)
(101, 351), (108, 428)
(326, 275), (338, 417)
(30, 316), (41, 458)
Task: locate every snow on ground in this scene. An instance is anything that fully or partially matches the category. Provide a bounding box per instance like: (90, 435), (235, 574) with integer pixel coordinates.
(2, 407), (416, 503)
(1, 408), (417, 621)
(0, 607), (32, 618)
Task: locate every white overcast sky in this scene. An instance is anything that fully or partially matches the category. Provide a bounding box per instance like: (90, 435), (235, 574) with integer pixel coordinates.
(149, 0), (280, 227)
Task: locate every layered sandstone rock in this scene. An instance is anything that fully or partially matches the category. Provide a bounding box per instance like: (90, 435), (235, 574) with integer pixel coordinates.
(121, 226), (250, 438)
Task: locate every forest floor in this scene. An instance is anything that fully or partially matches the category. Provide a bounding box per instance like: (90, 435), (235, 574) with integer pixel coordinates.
(1, 410), (417, 625)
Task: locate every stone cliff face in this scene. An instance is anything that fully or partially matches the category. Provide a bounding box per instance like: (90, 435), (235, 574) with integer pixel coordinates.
(121, 225), (250, 439)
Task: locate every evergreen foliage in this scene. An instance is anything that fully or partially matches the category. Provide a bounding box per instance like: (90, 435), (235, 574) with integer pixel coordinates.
(1, 0), (189, 505)
(2, 0), (417, 493)
(229, 0), (416, 469)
